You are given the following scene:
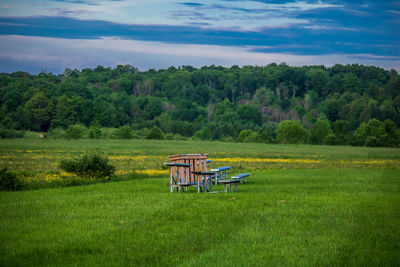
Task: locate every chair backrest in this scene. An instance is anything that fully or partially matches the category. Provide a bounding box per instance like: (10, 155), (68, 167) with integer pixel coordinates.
(165, 162), (192, 185)
(169, 154), (208, 183)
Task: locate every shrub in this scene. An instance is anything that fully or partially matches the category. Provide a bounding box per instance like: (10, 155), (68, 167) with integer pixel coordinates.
(65, 124), (87, 139)
(47, 127), (65, 139)
(88, 126), (101, 139)
(310, 116), (333, 144)
(237, 129), (253, 142)
(0, 125), (25, 139)
(0, 168), (22, 191)
(276, 120), (309, 144)
(237, 129), (259, 143)
(193, 129), (212, 141)
(173, 134), (187, 140)
(323, 133), (339, 145)
(146, 126), (165, 140)
(114, 126), (134, 139)
(59, 153), (115, 180)
(365, 136), (379, 147)
(165, 133), (174, 140)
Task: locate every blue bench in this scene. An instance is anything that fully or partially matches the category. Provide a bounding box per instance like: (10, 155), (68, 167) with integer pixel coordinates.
(231, 173), (250, 183)
(219, 173), (250, 192)
(210, 166), (231, 185)
(219, 179), (241, 192)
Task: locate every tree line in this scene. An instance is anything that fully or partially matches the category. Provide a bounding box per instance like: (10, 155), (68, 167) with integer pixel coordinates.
(0, 63), (399, 146)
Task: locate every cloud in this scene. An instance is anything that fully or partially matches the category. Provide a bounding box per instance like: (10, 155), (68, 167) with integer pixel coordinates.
(2, 15), (398, 58)
(0, 35), (398, 74)
(180, 3), (205, 7)
(2, 5), (14, 9)
(43, 7), (103, 16)
(48, 0), (101, 5)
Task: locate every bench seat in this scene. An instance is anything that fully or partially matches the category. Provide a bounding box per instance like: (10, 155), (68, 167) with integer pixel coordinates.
(210, 166), (231, 172)
(231, 173), (250, 183)
(219, 179), (241, 192)
(177, 182), (197, 186)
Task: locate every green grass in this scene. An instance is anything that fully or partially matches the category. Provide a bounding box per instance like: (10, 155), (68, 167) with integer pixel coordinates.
(1, 138), (400, 265)
(2, 137), (400, 160)
(1, 168), (399, 266)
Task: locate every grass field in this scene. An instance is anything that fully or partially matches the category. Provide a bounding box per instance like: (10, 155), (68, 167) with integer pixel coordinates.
(1, 137), (400, 266)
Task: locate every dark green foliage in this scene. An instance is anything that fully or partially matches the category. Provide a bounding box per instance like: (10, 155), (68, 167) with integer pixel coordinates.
(333, 120), (349, 144)
(146, 126), (165, 140)
(310, 116), (333, 144)
(237, 129), (259, 143)
(24, 92), (54, 132)
(352, 118), (399, 147)
(1, 64), (399, 146)
(0, 124), (25, 138)
(323, 133), (339, 145)
(47, 127), (65, 139)
(65, 124), (86, 139)
(59, 153), (115, 180)
(276, 120), (309, 144)
(0, 167), (22, 191)
(88, 126), (101, 139)
(114, 126), (133, 139)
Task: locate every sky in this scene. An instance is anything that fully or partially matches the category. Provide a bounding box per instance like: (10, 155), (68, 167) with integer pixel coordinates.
(0, 0), (399, 73)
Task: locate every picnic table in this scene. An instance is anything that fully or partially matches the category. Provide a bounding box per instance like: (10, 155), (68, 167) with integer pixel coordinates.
(191, 170), (218, 192)
(165, 154), (250, 193)
(166, 154), (209, 193)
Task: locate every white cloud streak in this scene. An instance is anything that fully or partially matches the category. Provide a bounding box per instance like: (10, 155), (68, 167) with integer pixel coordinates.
(0, 35), (398, 73)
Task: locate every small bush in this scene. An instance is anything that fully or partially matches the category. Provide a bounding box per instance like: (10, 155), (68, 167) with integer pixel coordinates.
(0, 168), (22, 191)
(59, 153), (115, 180)
(114, 126), (134, 139)
(165, 133), (174, 140)
(323, 134), (339, 145)
(0, 125), (25, 139)
(365, 136), (379, 147)
(47, 127), (65, 139)
(65, 124), (87, 139)
(88, 126), (101, 139)
(146, 126), (165, 140)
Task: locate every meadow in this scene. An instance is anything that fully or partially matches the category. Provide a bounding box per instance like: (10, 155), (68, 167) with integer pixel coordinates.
(0, 135), (399, 266)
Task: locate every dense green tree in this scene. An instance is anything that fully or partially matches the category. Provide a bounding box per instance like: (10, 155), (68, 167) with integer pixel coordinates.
(333, 120), (349, 144)
(65, 124), (86, 139)
(114, 126), (134, 139)
(237, 129), (259, 143)
(310, 116), (333, 144)
(238, 104), (262, 126)
(146, 126), (165, 140)
(0, 63), (399, 147)
(252, 87), (275, 107)
(276, 120), (309, 144)
(88, 126), (101, 139)
(24, 92), (54, 131)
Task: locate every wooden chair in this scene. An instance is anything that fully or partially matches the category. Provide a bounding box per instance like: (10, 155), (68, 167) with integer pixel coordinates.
(165, 162), (199, 192)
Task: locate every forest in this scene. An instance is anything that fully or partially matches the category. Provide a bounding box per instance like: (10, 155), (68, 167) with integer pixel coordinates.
(1, 63), (400, 147)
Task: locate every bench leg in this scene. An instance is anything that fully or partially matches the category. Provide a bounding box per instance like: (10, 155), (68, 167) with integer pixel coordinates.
(230, 184), (232, 192)
(224, 184), (228, 193)
(235, 183), (238, 192)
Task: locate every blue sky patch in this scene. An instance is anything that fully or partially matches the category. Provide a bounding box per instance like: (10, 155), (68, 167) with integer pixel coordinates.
(0, 0), (398, 73)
